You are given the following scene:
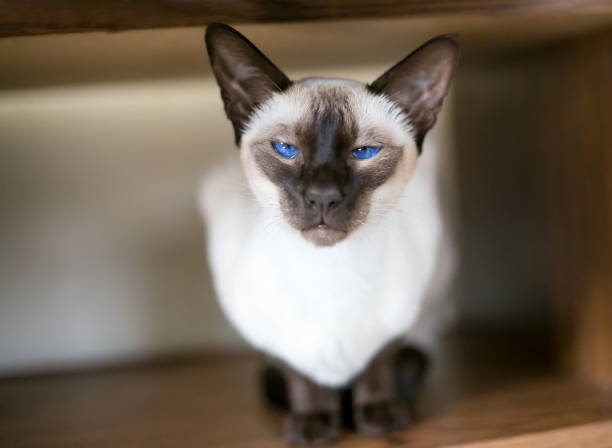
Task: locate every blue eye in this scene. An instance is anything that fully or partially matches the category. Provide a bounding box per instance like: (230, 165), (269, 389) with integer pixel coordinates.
(352, 146), (381, 160)
(272, 142), (300, 159)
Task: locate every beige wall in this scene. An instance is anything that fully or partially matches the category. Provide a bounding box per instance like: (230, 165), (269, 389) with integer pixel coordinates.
(0, 80), (239, 374)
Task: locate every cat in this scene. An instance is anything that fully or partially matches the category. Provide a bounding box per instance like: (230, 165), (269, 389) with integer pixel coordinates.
(199, 23), (459, 445)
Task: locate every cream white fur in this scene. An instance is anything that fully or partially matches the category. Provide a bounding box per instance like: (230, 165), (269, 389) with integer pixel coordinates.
(198, 79), (449, 387)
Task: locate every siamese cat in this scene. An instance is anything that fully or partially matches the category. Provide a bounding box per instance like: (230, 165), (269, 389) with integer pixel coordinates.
(199, 23), (459, 445)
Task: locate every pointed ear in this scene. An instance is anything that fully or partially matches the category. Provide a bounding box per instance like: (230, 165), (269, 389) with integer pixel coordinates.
(368, 35), (459, 152)
(205, 23), (292, 145)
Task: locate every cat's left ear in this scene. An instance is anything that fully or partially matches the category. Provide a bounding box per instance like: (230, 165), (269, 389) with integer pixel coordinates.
(205, 23), (292, 145)
(368, 35), (459, 152)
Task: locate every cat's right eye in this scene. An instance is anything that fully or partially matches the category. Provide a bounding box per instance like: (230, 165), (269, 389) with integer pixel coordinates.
(272, 141), (300, 159)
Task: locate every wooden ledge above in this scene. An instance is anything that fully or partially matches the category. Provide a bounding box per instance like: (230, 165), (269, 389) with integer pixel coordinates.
(1, 0), (612, 37)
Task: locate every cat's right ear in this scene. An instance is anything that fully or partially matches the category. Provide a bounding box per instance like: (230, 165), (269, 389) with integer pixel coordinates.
(205, 23), (292, 145)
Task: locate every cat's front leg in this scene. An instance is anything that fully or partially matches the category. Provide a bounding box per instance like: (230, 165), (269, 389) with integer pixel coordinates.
(283, 366), (342, 446)
(352, 343), (421, 437)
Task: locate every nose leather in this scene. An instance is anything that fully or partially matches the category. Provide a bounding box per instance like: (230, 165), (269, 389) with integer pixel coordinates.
(305, 184), (343, 214)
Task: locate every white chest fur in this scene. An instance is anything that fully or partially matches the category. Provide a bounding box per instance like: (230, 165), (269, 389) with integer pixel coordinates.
(199, 146), (444, 387)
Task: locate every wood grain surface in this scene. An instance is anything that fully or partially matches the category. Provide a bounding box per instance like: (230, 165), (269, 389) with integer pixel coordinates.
(1, 0), (612, 37)
(1, 335), (611, 447)
(444, 420), (612, 448)
(453, 28), (612, 388)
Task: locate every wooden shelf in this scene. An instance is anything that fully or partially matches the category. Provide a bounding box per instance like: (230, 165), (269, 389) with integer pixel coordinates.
(1, 335), (611, 447)
(1, 0), (611, 37)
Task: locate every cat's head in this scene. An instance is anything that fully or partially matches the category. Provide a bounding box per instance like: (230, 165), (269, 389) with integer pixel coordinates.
(205, 23), (458, 247)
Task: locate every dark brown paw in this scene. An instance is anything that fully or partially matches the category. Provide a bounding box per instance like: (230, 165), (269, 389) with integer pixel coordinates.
(284, 412), (341, 446)
(354, 401), (411, 437)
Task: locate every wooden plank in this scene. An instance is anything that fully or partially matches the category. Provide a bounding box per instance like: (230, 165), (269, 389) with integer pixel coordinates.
(1, 0), (612, 37)
(529, 29), (612, 389)
(566, 30), (612, 390)
(1, 339), (611, 447)
(453, 28), (612, 389)
(443, 420), (612, 448)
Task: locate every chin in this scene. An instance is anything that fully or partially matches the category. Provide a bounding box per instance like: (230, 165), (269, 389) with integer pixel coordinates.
(300, 225), (348, 247)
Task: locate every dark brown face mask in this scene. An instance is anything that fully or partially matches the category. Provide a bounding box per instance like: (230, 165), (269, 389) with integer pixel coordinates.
(249, 94), (408, 246)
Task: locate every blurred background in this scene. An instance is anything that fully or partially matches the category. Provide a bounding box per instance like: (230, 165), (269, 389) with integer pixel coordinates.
(1, 13), (611, 382)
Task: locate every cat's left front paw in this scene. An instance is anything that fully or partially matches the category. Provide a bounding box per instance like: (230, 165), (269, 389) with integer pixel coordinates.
(284, 411), (342, 446)
(353, 401), (411, 437)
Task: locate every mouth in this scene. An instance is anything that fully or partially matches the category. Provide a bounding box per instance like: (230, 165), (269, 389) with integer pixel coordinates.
(300, 222), (348, 247)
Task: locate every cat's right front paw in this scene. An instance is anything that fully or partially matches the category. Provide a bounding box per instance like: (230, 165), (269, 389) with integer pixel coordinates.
(284, 411), (341, 446)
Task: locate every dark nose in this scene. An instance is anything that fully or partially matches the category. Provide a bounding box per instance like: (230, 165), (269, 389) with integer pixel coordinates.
(304, 184), (343, 214)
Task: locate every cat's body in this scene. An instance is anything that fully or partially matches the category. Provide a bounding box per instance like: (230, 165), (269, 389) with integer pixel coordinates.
(200, 24), (458, 444)
(199, 94), (443, 386)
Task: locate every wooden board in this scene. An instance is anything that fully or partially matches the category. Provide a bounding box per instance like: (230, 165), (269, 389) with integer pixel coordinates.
(453, 28), (612, 388)
(445, 420), (612, 448)
(1, 0), (612, 37)
(1, 336), (611, 447)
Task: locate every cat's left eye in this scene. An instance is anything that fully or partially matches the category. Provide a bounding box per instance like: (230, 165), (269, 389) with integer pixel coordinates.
(352, 146), (381, 160)
(272, 141), (300, 159)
